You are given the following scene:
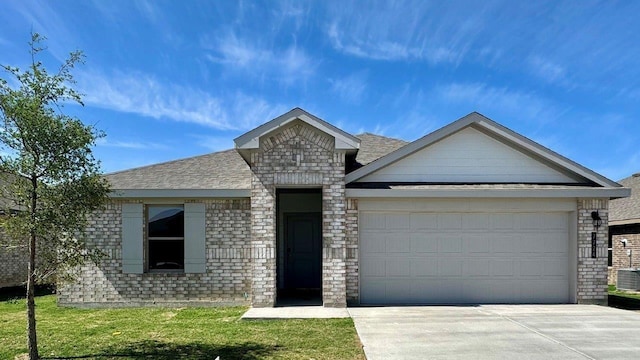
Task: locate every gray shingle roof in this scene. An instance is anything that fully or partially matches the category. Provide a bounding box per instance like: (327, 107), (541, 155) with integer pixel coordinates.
(609, 173), (640, 223)
(354, 133), (408, 165)
(105, 149), (252, 190)
(105, 133), (407, 190)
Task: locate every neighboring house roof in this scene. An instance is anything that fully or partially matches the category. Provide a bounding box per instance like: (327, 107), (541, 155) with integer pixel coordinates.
(609, 173), (640, 225)
(105, 133), (404, 195)
(345, 112), (622, 189)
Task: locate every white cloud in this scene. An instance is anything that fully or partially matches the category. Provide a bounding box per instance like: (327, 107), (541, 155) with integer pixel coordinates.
(528, 56), (566, 85)
(78, 70), (288, 131)
(436, 82), (564, 123)
(329, 72), (367, 104)
(189, 135), (235, 152)
(205, 32), (316, 85)
(324, 1), (497, 64)
(96, 138), (169, 150)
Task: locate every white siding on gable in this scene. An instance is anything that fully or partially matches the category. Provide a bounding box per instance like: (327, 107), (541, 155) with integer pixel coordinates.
(359, 127), (580, 183)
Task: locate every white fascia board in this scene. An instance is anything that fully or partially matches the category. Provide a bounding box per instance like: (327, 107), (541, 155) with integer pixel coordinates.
(346, 187), (631, 199)
(110, 189), (251, 198)
(609, 218), (640, 226)
(234, 108), (359, 150)
(475, 120), (621, 188)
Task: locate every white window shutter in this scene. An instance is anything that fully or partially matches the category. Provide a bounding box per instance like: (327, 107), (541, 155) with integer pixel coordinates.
(121, 203), (144, 274)
(184, 203), (206, 273)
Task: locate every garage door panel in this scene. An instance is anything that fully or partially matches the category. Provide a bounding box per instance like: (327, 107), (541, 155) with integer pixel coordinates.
(387, 260), (411, 277)
(386, 213), (410, 229)
(466, 235), (490, 254)
(462, 214), (489, 229)
(439, 235), (462, 253)
(413, 258), (438, 277)
(543, 259), (566, 277)
(467, 259), (490, 276)
(361, 258), (386, 277)
(490, 260), (514, 276)
(491, 235), (514, 253)
(360, 233), (386, 253)
(439, 259), (463, 276)
(386, 234), (411, 253)
(360, 207), (570, 304)
(545, 235), (568, 253)
(360, 213), (386, 230)
(411, 234), (438, 253)
(438, 214), (462, 229)
(410, 213), (438, 229)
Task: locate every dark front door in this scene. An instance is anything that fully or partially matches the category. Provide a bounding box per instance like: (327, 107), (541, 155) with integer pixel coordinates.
(284, 213), (322, 289)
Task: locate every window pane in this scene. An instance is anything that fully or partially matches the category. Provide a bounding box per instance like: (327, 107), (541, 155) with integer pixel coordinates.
(608, 249), (613, 267)
(148, 206), (184, 238)
(149, 240), (184, 270)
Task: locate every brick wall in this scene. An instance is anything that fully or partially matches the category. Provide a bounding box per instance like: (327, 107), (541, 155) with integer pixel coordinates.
(248, 120), (347, 307)
(0, 229), (27, 288)
(345, 198), (358, 304)
(577, 198), (609, 305)
(58, 199), (252, 307)
(609, 227), (640, 285)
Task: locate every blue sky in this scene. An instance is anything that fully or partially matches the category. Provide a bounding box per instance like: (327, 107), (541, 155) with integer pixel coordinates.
(1, 1), (639, 181)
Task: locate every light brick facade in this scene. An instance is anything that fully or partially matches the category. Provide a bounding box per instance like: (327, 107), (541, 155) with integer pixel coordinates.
(59, 199), (252, 307)
(576, 198), (609, 305)
(247, 121), (347, 307)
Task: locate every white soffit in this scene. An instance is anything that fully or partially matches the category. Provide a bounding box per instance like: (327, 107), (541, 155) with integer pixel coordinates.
(346, 112), (622, 188)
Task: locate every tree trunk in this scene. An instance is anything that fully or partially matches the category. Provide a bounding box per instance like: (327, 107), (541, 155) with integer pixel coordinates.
(27, 231), (38, 360)
(27, 177), (39, 360)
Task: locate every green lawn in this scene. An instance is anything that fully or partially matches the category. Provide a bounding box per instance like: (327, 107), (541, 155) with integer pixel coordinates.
(0, 295), (365, 360)
(609, 284), (640, 300)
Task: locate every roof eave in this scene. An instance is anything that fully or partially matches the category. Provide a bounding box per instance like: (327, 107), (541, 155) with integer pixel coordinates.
(109, 189), (251, 198)
(346, 187), (630, 199)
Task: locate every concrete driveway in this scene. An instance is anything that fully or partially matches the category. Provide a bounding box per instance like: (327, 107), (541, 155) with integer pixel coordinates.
(348, 305), (640, 360)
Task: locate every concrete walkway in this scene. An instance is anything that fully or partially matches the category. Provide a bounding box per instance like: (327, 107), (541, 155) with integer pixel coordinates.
(241, 306), (350, 319)
(349, 305), (640, 360)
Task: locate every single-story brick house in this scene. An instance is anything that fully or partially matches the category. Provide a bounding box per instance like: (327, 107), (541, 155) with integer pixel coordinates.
(59, 108), (630, 307)
(608, 173), (640, 285)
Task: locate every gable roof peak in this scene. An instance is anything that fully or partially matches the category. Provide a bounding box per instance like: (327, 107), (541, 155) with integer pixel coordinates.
(234, 107), (360, 163)
(346, 112), (622, 189)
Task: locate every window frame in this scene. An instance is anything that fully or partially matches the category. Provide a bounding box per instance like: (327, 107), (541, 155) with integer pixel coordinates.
(146, 204), (185, 273)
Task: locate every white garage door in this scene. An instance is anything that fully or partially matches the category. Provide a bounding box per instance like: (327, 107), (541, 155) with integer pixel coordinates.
(360, 202), (571, 304)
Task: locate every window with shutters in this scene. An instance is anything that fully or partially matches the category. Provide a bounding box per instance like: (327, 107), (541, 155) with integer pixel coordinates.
(147, 205), (184, 271)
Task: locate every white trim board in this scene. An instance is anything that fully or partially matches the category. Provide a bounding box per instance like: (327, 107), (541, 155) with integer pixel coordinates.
(110, 189), (251, 198)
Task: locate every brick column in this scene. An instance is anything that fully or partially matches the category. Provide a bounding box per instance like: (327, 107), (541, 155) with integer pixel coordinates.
(577, 198), (609, 305)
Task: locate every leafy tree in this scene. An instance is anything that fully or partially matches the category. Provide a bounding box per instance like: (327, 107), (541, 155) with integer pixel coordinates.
(0, 33), (110, 360)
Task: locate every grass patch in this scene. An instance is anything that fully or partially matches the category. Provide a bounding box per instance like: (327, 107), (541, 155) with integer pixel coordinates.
(608, 284), (640, 310)
(0, 295), (365, 359)
(608, 284), (640, 300)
